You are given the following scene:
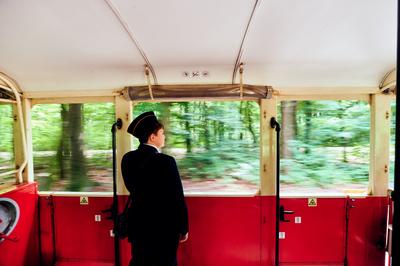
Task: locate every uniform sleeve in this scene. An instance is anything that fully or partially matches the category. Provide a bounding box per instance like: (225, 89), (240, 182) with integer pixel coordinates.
(121, 154), (133, 193)
(167, 157), (189, 235)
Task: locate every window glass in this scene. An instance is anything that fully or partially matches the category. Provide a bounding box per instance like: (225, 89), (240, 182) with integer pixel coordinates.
(132, 101), (260, 194)
(278, 100), (370, 194)
(390, 100), (395, 190)
(32, 103), (115, 191)
(0, 104), (15, 185)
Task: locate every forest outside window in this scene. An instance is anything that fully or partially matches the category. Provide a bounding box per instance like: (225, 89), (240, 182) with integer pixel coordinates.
(279, 100), (370, 194)
(32, 103), (115, 192)
(0, 104), (15, 186)
(390, 100), (395, 190)
(133, 101), (260, 195)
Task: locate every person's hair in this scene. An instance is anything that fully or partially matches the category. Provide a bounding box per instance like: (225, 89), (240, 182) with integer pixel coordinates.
(139, 121), (164, 144)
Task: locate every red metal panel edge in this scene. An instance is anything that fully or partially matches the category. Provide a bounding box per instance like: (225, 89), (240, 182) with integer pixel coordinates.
(48, 196), (261, 266)
(0, 183), (40, 266)
(176, 197), (261, 266)
(347, 196), (388, 266)
(39, 195), (55, 266)
(260, 196), (276, 265)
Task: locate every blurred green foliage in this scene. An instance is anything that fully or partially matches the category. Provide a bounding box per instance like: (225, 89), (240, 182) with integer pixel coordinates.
(280, 100), (370, 190)
(0, 100), (376, 192)
(390, 101), (396, 189)
(134, 101), (260, 184)
(0, 104), (14, 182)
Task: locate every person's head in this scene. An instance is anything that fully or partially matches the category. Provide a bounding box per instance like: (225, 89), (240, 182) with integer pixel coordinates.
(127, 111), (165, 148)
(145, 125), (165, 148)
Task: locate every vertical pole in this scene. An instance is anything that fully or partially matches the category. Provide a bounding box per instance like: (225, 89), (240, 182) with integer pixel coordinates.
(112, 119), (122, 266)
(392, 0), (400, 263)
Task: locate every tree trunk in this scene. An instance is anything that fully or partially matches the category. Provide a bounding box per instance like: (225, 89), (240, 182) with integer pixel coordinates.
(303, 101), (312, 154)
(281, 101), (297, 158)
(239, 101), (244, 140)
(57, 104), (70, 180)
(159, 102), (172, 153)
(245, 101), (257, 144)
(202, 102), (210, 150)
(68, 104), (87, 191)
(183, 102), (192, 153)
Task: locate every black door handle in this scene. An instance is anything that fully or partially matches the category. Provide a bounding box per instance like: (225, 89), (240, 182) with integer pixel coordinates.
(280, 205), (295, 222)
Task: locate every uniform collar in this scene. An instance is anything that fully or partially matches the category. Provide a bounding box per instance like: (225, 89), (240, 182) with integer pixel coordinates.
(142, 143), (161, 153)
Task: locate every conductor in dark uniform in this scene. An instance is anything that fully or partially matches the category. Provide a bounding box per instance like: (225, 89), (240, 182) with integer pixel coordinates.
(121, 111), (189, 266)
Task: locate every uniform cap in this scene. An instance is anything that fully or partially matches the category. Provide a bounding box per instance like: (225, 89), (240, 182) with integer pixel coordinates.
(127, 111), (159, 139)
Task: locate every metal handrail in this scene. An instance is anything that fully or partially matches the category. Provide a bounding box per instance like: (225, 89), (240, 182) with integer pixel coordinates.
(0, 170), (18, 178)
(0, 72), (27, 184)
(0, 99), (17, 104)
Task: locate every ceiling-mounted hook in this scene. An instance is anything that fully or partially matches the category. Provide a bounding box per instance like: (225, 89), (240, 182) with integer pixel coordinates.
(144, 65), (154, 100)
(239, 63), (244, 99)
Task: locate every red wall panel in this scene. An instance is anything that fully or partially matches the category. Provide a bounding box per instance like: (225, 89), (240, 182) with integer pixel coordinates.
(176, 197), (261, 266)
(279, 198), (346, 263)
(0, 183), (39, 266)
(39, 195), (55, 266)
(37, 195), (387, 266)
(261, 196), (276, 265)
(347, 197), (387, 266)
(278, 197), (387, 265)
(51, 196), (114, 262)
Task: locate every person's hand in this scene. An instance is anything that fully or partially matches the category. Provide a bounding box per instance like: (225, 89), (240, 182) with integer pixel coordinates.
(179, 233), (188, 243)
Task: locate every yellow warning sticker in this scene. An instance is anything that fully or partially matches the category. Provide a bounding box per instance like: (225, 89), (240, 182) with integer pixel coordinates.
(308, 198), (317, 207)
(80, 196), (89, 205)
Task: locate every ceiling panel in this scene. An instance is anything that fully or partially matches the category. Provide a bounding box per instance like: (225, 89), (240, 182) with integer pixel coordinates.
(113, 0), (256, 84)
(242, 0), (397, 87)
(0, 0), (396, 91)
(0, 0), (146, 91)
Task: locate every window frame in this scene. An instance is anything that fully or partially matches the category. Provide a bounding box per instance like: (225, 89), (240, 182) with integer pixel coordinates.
(131, 99), (264, 196)
(17, 88), (394, 197)
(30, 96), (115, 194)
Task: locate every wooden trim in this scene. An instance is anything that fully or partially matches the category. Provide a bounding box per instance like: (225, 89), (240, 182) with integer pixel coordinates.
(124, 84), (272, 101)
(368, 94), (391, 196)
(132, 98), (260, 104)
(115, 95), (132, 195)
(260, 98), (277, 196)
(31, 96), (113, 105)
(24, 90), (117, 99)
(278, 94), (370, 102)
(38, 191), (113, 197)
(0, 99), (16, 104)
(22, 98), (34, 183)
(275, 86), (379, 95)
(13, 105), (23, 184)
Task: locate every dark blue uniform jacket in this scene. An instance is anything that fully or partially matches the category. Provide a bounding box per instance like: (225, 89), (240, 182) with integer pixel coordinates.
(121, 144), (188, 241)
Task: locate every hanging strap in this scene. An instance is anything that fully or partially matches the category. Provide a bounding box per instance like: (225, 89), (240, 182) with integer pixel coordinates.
(239, 63), (244, 99)
(122, 194), (132, 214)
(145, 65), (154, 100)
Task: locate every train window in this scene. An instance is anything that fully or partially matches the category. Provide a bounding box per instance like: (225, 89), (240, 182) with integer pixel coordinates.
(390, 100), (395, 190)
(32, 103), (115, 192)
(133, 101), (260, 195)
(278, 100), (370, 194)
(0, 104), (15, 185)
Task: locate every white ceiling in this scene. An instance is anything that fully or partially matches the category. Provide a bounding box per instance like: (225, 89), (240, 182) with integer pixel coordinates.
(0, 0), (397, 93)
